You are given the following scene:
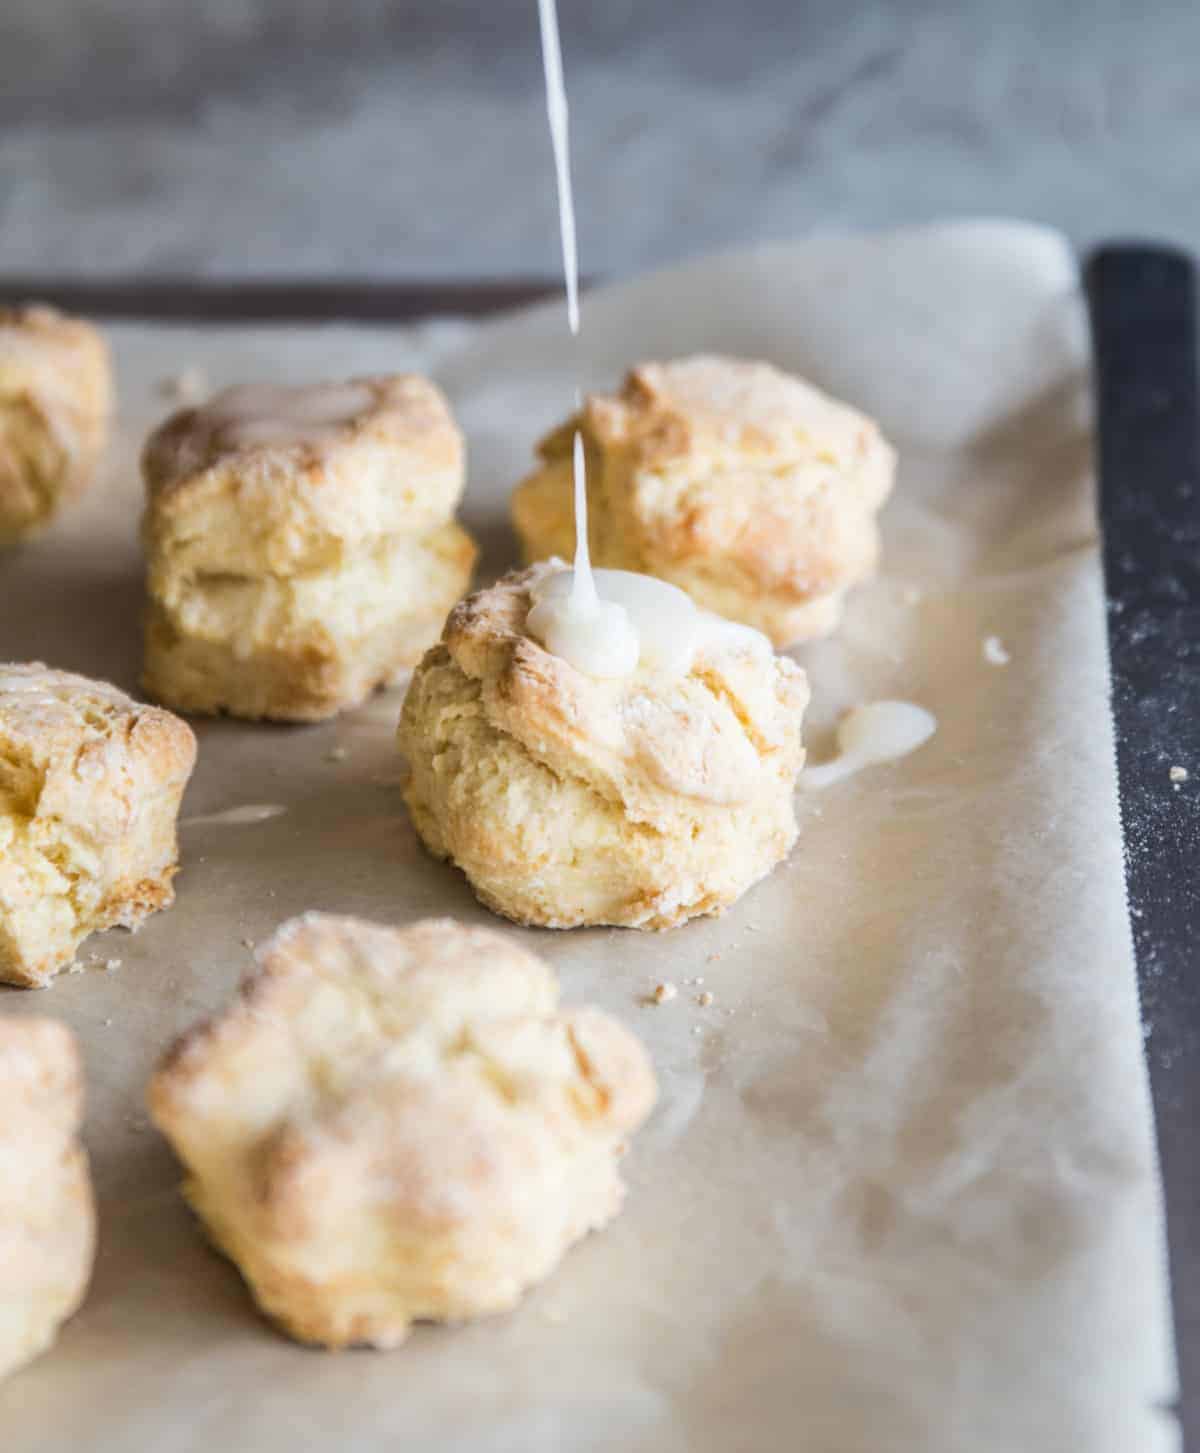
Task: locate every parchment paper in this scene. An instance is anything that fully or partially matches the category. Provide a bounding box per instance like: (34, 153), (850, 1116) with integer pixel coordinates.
(0, 222), (1178, 1452)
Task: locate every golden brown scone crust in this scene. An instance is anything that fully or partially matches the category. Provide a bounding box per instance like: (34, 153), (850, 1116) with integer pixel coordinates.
(0, 305), (112, 543)
(399, 562), (809, 931)
(512, 354), (895, 646)
(148, 913), (656, 1349)
(141, 375), (477, 722)
(0, 663), (197, 986)
(0, 1017), (96, 1380)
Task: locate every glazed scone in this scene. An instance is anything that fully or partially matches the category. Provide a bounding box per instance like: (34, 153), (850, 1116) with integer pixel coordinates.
(0, 1017), (95, 1380)
(399, 562), (809, 931)
(0, 305), (112, 543)
(0, 664), (197, 987)
(512, 355), (896, 646)
(141, 377), (477, 721)
(148, 914), (656, 1349)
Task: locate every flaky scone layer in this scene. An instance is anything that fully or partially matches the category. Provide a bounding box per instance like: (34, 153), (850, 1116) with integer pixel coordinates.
(148, 914), (656, 1349)
(399, 562), (809, 931)
(512, 354), (895, 646)
(0, 1017), (95, 1380)
(143, 520), (476, 721)
(0, 305), (112, 543)
(142, 374), (466, 578)
(0, 664), (197, 986)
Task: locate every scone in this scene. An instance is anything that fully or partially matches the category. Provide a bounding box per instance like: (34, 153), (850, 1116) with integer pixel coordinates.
(399, 562), (809, 931)
(0, 1017), (95, 1380)
(0, 305), (112, 543)
(0, 664), (197, 987)
(141, 376), (478, 721)
(148, 913), (656, 1349)
(511, 354), (895, 646)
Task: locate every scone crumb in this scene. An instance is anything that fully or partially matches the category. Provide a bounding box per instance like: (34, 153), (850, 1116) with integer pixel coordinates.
(651, 982), (677, 1004)
(983, 635), (1011, 666)
(104, 958), (122, 972)
(697, 991), (714, 1007)
(67, 960), (84, 975)
(241, 937), (255, 949)
(1170, 765), (1189, 783)
(103, 1018), (113, 1027)
(326, 747), (349, 762)
(159, 366), (209, 403)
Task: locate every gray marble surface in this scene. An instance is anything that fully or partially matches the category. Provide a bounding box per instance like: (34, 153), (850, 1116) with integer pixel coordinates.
(0, 0), (1195, 278)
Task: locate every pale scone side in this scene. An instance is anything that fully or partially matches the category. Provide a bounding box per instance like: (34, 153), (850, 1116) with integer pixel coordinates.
(512, 354), (895, 646)
(0, 306), (112, 543)
(399, 562), (809, 931)
(0, 664), (197, 987)
(141, 376), (478, 722)
(147, 914), (657, 1349)
(0, 1017), (96, 1380)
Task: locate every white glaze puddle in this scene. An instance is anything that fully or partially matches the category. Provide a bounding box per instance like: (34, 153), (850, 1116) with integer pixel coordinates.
(182, 804), (287, 827)
(803, 701), (937, 789)
(201, 382), (373, 449)
(529, 567), (769, 678)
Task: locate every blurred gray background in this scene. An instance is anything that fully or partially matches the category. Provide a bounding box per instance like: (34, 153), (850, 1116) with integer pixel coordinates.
(1, 0), (1195, 279)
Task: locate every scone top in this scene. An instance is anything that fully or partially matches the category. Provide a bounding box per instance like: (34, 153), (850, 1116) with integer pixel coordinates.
(0, 662), (196, 835)
(443, 562), (808, 819)
(574, 355), (889, 476)
(153, 913), (655, 1134)
(0, 1014), (85, 1135)
(141, 374), (465, 577)
(514, 354), (896, 646)
(0, 304), (113, 450)
(0, 303), (111, 372)
(0, 304), (113, 541)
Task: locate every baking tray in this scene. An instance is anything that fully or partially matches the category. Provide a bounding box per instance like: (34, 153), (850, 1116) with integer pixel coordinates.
(0, 246), (1191, 1445)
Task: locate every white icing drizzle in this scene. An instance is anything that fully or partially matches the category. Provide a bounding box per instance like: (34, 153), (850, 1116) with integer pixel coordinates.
(537, 0), (580, 337)
(535, 0), (614, 652)
(532, 1), (660, 677)
(182, 804), (287, 827)
(201, 382), (373, 449)
(532, 0), (769, 682)
(803, 701), (937, 789)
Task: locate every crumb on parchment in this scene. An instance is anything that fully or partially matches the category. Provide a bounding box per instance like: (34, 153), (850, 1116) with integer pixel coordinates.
(983, 636), (1011, 666)
(651, 982), (677, 1004)
(1170, 765), (1189, 783)
(159, 366), (209, 403)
